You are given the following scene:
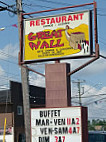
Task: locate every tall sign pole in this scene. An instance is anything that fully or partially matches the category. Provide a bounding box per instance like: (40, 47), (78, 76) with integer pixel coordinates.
(16, 0), (31, 142)
(18, 2), (98, 142)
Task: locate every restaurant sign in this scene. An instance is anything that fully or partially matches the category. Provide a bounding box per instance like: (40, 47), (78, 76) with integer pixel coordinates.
(24, 10), (92, 62)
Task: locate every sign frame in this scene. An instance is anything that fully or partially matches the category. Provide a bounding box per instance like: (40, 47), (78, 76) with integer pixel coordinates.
(23, 10), (92, 62)
(19, 2), (98, 65)
(30, 106), (88, 142)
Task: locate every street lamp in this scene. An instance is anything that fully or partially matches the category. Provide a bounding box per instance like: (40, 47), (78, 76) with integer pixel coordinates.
(0, 27), (5, 31)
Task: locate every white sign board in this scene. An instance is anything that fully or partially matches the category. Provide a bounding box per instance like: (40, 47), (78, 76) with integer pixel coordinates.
(31, 107), (82, 142)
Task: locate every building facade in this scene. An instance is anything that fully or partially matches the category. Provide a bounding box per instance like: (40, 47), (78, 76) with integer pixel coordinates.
(0, 81), (45, 142)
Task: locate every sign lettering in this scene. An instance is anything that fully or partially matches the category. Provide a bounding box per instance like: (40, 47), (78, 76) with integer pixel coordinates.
(31, 107), (82, 142)
(24, 10), (92, 62)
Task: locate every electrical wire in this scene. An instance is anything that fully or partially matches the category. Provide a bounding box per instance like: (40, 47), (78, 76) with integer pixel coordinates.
(23, 3), (55, 10)
(23, 0), (93, 10)
(84, 96), (106, 106)
(0, 50), (18, 60)
(98, 13), (106, 16)
(23, 0), (73, 7)
(0, 56), (18, 64)
(0, 1), (11, 7)
(82, 89), (106, 106)
(82, 84), (102, 96)
(72, 94), (106, 99)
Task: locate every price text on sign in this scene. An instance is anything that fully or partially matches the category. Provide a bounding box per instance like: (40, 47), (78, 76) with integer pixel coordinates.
(31, 107), (82, 142)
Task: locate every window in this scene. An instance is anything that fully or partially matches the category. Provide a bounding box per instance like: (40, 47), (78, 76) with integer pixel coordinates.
(18, 133), (26, 142)
(17, 106), (23, 115)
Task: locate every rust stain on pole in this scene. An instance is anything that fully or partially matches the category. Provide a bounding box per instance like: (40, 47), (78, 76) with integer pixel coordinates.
(94, 1), (98, 46)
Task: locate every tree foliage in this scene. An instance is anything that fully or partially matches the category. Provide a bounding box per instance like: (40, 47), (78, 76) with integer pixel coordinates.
(88, 119), (106, 131)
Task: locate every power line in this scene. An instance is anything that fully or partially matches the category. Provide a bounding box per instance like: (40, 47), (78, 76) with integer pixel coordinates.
(72, 79), (85, 106)
(23, 3), (55, 9)
(0, 6), (7, 11)
(24, 0), (73, 7)
(84, 96), (106, 106)
(0, 1), (17, 14)
(0, 51), (18, 64)
(93, 52), (106, 59)
(0, 76), (20, 83)
(0, 0), (33, 18)
(82, 83), (102, 96)
(0, 50), (18, 60)
(99, 35), (106, 42)
(99, 40), (106, 46)
(72, 93), (106, 99)
(0, 57), (18, 64)
(1, 71), (20, 78)
(82, 83), (106, 105)
(0, 1), (12, 7)
(98, 13), (106, 16)
(23, 0), (93, 10)
(23, 2), (74, 14)
(99, 54), (106, 59)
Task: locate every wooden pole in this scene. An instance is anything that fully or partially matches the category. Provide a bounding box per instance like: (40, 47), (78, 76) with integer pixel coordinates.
(16, 0), (31, 142)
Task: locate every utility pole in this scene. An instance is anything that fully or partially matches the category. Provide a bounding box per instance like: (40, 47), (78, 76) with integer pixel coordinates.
(16, 0), (31, 142)
(73, 79), (85, 106)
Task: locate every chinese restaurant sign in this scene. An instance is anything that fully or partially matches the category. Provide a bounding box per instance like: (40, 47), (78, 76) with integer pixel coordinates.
(31, 107), (82, 142)
(24, 10), (92, 62)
